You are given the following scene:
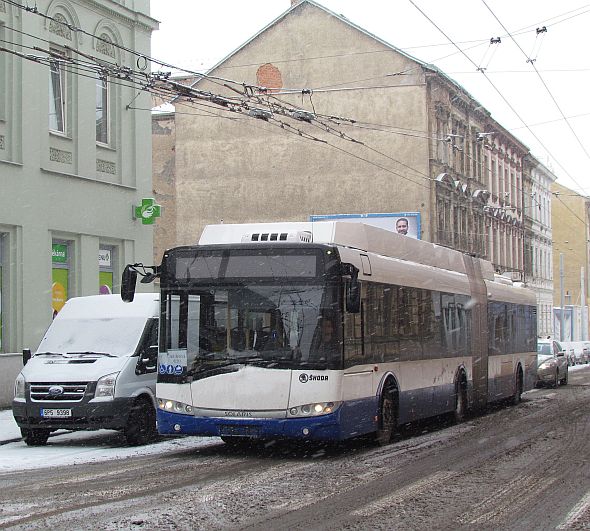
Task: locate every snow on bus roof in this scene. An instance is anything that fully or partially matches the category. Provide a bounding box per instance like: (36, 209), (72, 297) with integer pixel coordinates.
(199, 221), (496, 281)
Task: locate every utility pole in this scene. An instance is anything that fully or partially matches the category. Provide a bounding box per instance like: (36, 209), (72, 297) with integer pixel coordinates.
(560, 253), (565, 341)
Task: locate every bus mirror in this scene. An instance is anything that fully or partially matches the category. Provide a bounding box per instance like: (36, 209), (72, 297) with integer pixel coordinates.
(346, 279), (360, 313)
(22, 348), (32, 366)
(342, 262), (360, 313)
(121, 265), (137, 302)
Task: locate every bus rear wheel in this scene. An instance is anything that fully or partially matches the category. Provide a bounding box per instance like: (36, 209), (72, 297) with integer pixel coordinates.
(374, 386), (396, 446)
(453, 380), (467, 423)
(511, 369), (523, 405)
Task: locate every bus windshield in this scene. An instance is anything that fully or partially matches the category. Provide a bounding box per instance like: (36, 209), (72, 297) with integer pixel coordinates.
(160, 282), (342, 381)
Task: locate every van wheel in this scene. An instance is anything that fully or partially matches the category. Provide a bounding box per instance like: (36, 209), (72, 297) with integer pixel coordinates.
(21, 428), (50, 446)
(374, 385), (396, 446)
(125, 398), (157, 446)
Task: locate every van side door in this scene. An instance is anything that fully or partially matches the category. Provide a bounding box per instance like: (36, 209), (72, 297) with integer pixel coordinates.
(135, 318), (159, 375)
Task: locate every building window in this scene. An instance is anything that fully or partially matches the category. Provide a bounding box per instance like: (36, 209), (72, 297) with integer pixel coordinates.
(51, 240), (71, 318)
(49, 51), (66, 133)
(96, 74), (108, 144)
(0, 24), (5, 122)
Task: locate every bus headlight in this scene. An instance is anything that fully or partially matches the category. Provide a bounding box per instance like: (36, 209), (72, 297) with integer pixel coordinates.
(288, 401), (340, 417)
(158, 398), (193, 415)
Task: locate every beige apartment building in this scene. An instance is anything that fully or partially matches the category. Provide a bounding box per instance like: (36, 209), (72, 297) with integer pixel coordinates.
(551, 182), (590, 340)
(523, 156), (556, 337)
(153, 1), (532, 272)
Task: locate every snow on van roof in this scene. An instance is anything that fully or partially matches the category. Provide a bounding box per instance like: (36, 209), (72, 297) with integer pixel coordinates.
(56, 294), (159, 320)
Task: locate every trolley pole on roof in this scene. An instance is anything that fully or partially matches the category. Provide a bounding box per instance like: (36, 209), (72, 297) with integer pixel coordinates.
(560, 253), (565, 341)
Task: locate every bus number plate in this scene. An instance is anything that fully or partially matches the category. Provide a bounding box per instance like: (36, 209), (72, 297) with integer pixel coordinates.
(219, 425), (260, 437)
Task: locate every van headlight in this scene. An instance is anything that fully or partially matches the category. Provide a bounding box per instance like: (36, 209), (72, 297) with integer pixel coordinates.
(14, 374), (26, 401)
(94, 372), (119, 400)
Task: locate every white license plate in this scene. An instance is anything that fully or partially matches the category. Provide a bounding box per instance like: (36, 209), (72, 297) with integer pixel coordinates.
(41, 408), (72, 418)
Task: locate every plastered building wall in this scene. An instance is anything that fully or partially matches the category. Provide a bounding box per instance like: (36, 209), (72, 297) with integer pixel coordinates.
(169, 3), (432, 246)
(551, 182), (590, 310)
(0, 1), (158, 352)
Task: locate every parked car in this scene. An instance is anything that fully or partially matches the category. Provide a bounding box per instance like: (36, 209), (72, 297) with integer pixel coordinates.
(12, 294), (159, 447)
(569, 341), (590, 364)
(536, 339), (569, 387)
(559, 341), (581, 367)
(558, 341), (577, 366)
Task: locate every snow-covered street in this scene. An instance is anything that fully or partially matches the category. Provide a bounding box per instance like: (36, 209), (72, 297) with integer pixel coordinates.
(1, 366), (589, 530)
(2, 363), (589, 475)
(0, 408), (220, 473)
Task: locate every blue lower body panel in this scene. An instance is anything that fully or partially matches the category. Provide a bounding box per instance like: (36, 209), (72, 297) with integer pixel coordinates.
(157, 398), (378, 442)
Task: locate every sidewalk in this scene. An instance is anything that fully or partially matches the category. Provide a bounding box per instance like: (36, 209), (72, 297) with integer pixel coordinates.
(0, 408), (22, 444)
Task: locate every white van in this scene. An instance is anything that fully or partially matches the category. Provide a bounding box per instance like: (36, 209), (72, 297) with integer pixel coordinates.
(12, 294), (159, 446)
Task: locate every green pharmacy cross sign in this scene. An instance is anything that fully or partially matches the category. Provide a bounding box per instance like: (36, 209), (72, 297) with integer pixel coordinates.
(133, 198), (162, 225)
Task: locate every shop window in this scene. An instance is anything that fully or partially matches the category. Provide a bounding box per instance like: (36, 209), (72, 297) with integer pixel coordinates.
(99, 246), (115, 294)
(51, 240), (70, 317)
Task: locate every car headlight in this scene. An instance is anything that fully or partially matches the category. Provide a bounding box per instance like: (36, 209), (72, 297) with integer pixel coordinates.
(14, 373), (26, 401)
(288, 401), (340, 417)
(157, 398), (193, 415)
(94, 372), (119, 400)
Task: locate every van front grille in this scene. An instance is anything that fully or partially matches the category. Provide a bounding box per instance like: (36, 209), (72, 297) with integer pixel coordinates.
(30, 382), (89, 402)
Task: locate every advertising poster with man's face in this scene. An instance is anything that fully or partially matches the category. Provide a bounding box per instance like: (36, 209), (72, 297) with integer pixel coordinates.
(310, 213), (421, 239)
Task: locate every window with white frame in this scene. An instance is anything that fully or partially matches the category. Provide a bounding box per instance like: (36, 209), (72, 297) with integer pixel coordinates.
(96, 73), (108, 144)
(48, 50), (66, 133)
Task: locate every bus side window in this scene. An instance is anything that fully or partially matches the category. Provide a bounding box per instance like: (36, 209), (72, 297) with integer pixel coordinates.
(343, 283), (366, 368)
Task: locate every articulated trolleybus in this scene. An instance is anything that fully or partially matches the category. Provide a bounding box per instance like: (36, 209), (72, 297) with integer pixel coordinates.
(121, 221), (537, 445)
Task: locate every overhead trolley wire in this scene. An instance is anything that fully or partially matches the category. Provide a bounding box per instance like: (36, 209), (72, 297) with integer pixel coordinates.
(480, 0), (590, 193)
(4, 0), (584, 207)
(408, 0), (588, 196)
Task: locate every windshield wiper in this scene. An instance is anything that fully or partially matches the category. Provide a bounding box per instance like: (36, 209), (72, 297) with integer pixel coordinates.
(67, 351), (116, 358)
(35, 352), (65, 357)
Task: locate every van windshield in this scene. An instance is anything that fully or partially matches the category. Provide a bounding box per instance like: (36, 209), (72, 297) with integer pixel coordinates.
(36, 317), (148, 357)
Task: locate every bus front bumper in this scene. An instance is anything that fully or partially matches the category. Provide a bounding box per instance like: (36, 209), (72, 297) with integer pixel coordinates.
(157, 408), (344, 441)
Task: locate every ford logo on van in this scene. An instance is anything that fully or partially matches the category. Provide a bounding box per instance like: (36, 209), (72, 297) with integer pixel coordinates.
(48, 385), (64, 396)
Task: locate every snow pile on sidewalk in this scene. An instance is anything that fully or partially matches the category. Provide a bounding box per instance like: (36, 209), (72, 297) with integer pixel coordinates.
(0, 409), (219, 473)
